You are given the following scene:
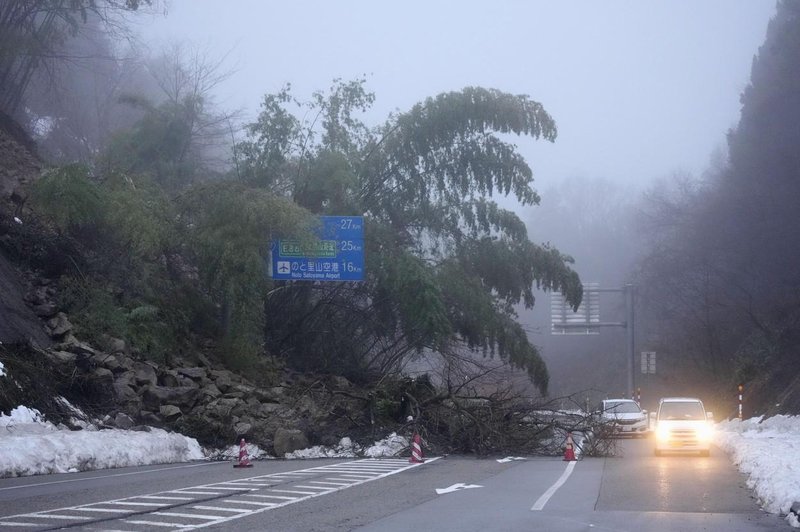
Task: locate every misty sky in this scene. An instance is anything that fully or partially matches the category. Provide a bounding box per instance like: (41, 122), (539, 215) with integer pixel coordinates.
(139, 1), (776, 190)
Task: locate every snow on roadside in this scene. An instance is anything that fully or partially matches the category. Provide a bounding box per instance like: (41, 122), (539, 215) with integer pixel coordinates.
(0, 407), (203, 478)
(716, 415), (800, 526)
(284, 433), (409, 459)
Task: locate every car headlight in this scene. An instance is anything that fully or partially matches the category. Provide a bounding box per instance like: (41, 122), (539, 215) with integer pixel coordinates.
(656, 425), (670, 441)
(696, 423), (713, 442)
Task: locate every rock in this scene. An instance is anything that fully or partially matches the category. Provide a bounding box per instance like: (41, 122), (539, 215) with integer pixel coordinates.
(178, 367), (207, 380)
(133, 362), (158, 386)
(200, 383), (222, 399)
(137, 413), (161, 426)
(73, 353), (96, 373)
(32, 302), (57, 317)
(114, 370), (137, 387)
(268, 386), (286, 398)
(160, 405), (182, 420)
(330, 375), (351, 388)
(233, 421), (252, 436)
(91, 367), (114, 384)
(24, 286), (49, 305)
(114, 412), (135, 429)
(100, 335), (127, 355)
(257, 402), (287, 417)
(203, 397), (242, 418)
(273, 428), (309, 456)
(230, 383), (255, 396)
(46, 312), (72, 337)
(112, 381), (140, 403)
(159, 370), (180, 388)
(142, 385), (200, 410)
(46, 350), (76, 364)
(92, 353), (131, 373)
(209, 370), (234, 392)
(62, 340), (98, 356)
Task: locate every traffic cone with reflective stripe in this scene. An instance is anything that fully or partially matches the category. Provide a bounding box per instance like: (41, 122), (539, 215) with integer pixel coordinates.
(233, 437), (253, 468)
(563, 432), (576, 461)
(409, 432), (425, 463)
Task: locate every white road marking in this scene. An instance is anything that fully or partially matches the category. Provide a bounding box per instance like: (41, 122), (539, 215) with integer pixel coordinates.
(123, 520), (176, 527)
(192, 506), (252, 513)
(496, 456), (526, 463)
(219, 500), (274, 507)
(107, 501), (170, 507)
(18, 514), (89, 520)
(435, 483), (483, 495)
(137, 495), (194, 501)
(531, 460), (577, 511)
(152, 511), (225, 520)
(244, 494), (295, 500)
(0, 458), (439, 530)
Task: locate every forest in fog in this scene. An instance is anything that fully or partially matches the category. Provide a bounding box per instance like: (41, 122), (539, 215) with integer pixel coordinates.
(1, 1), (799, 419)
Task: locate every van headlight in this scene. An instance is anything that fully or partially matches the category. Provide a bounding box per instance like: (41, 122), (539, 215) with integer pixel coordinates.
(696, 423), (713, 442)
(656, 425), (670, 441)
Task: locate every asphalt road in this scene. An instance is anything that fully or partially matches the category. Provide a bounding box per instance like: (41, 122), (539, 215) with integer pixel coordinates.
(0, 438), (788, 531)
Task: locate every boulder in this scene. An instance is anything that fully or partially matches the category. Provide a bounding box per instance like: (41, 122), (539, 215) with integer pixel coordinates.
(32, 302), (57, 318)
(330, 375), (352, 389)
(233, 421), (252, 437)
(112, 381), (140, 404)
(203, 397), (243, 419)
(200, 383), (222, 400)
(159, 370), (180, 388)
(273, 428), (309, 456)
(45, 312), (72, 337)
(91, 367), (114, 384)
(209, 370), (236, 392)
(46, 350), (76, 364)
(133, 362), (158, 387)
(142, 385), (200, 410)
(178, 367), (207, 380)
(113, 412), (135, 429)
(160, 405), (183, 420)
(92, 353), (131, 373)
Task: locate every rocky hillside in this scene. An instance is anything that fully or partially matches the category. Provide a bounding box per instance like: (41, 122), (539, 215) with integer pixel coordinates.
(0, 113), (588, 458)
(0, 114), (380, 455)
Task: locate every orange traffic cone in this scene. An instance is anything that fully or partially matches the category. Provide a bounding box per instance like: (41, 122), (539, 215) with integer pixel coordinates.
(409, 432), (425, 463)
(233, 437), (253, 468)
(563, 432), (576, 461)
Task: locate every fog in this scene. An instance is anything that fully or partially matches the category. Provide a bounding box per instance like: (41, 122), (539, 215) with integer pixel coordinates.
(137, 1), (777, 400)
(140, 1), (774, 190)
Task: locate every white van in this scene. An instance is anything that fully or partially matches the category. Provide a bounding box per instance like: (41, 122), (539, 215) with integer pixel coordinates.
(654, 397), (713, 456)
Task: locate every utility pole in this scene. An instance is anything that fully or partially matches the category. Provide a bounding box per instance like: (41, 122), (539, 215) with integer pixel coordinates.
(625, 284), (635, 399)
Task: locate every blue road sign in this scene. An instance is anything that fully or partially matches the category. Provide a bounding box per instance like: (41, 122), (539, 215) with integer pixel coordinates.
(271, 216), (364, 282)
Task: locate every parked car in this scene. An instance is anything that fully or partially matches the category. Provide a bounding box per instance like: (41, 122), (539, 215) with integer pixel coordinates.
(593, 398), (649, 437)
(653, 397), (713, 456)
